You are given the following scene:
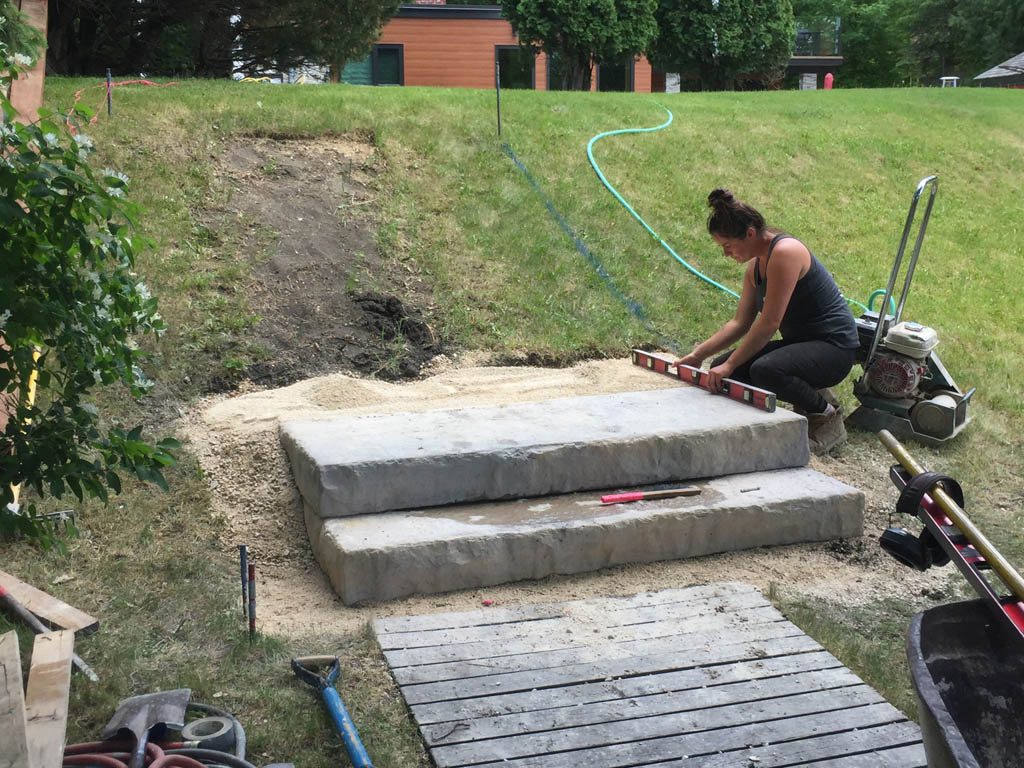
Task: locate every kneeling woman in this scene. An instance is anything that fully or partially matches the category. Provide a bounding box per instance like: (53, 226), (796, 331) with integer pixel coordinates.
(676, 189), (859, 453)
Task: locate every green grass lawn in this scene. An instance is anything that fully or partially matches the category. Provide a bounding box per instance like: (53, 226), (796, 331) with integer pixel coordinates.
(2, 79), (1023, 765)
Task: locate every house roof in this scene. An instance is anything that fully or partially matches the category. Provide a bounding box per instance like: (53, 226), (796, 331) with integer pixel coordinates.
(397, 4), (503, 19)
(975, 51), (1024, 80)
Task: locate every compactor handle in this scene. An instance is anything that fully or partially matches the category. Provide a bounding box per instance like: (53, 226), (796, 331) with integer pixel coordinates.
(865, 175), (938, 367)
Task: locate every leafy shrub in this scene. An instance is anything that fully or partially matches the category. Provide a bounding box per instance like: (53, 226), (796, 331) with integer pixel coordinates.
(1, 21), (177, 544)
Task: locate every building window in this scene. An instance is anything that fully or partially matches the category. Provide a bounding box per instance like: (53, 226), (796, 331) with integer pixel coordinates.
(343, 45), (404, 86)
(373, 45), (404, 86)
(496, 46), (534, 89)
(598, 57), (634, 92)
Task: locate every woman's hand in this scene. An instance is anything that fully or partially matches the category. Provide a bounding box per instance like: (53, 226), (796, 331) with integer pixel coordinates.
(706, 361), (735, 393)
(674, 352), (703, 369)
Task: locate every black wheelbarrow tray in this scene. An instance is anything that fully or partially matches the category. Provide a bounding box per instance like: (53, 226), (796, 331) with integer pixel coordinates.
(908, 599), (1024, 767)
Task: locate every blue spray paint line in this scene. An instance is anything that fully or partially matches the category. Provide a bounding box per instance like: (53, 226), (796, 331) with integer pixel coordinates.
(501, 143), (681, 353)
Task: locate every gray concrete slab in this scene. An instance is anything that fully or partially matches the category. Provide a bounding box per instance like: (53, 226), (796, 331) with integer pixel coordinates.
(307, 468), (863, 604)
(282, 387), (809, 519)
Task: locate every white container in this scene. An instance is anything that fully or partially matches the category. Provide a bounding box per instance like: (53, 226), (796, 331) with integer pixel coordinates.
(884, 321), (939, 359)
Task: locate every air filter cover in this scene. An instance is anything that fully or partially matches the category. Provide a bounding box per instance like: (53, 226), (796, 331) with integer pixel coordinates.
(884, 321), (939, 358)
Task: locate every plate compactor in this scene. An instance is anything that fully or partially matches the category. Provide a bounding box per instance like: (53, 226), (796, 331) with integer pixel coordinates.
(847, 176), (974, 445)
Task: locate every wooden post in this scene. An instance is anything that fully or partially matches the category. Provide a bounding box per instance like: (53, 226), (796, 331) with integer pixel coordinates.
(8, 0), (49, 124)
(24, 630), (74, 768)
(0, 631), (31, 768)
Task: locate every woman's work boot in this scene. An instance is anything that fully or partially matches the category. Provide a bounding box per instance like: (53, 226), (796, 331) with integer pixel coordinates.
(795, 388), (841, 417)
(807, 404), (847, 454)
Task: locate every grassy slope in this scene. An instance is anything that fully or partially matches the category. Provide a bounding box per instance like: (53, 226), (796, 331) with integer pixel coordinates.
(2, 80), (1022, 764)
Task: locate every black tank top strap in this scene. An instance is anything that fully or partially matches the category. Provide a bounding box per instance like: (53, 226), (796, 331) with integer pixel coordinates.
(758, 233), (793, 283)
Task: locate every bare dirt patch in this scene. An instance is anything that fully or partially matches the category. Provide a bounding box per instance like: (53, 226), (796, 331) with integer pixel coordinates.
(181, 359), (954, 639)
(208, 135), (441, 389)
(183, 134), (952, 639)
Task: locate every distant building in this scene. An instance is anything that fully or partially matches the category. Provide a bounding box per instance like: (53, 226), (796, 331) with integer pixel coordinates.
(974, 52), (1024, 87)
(786, 16), (843, 90)
(343, 3), (842, 92)
(341, 2), (655, 92)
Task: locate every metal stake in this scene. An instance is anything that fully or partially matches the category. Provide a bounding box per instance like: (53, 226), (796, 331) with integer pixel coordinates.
(106, 69), (113, 116)
(495, 59), (502, 137)
(247, 562), (256, 643)
(239, 544), (248, 619)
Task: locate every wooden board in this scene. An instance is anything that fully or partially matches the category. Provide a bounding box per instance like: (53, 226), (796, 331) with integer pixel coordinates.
(24, 631), (74, 768)
(0, 570), (98, 635)
(0, 631), (31, 768)
(375, 583), (927, 767)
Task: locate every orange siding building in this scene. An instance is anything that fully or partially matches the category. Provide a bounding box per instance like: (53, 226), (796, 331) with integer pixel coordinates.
(348, 3), (654, 93)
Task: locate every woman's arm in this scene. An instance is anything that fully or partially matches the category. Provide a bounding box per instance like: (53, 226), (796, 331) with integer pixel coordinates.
(675, 262), (759, 367)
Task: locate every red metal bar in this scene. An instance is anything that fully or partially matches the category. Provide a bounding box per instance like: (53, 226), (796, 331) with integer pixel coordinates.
(915, 488), (1024, 639)
(631, 349), (777, 413)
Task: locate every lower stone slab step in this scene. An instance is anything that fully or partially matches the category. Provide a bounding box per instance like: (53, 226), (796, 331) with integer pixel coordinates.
(307, 467), (864, 604)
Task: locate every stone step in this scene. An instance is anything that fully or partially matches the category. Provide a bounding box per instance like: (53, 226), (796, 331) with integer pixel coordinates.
(282, 387), (809, 519)
(306, 467), (864, 604)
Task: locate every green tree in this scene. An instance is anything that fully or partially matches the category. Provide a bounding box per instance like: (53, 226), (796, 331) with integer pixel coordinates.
(235, 0), (402, 77)
(502, 0), (659, 90)
(1, 19), (177, 544)
(650, 0), (796, 91)
(907, 0), (1024, 82)
(45, 0), (402, 78)
(0, 0), (44, 57)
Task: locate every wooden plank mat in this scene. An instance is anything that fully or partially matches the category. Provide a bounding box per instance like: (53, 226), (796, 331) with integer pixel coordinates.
(0, 570), (99, 635)
(374, 583), (927, 768)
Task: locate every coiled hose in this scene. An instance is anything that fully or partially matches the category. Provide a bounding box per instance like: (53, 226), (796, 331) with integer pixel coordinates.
(63, 702), (256, 768)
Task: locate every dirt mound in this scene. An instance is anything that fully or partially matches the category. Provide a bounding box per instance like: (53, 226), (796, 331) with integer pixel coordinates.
(209, 135), (441, 390)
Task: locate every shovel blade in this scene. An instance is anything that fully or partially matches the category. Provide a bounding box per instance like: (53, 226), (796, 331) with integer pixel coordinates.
(102, 688), (192, 742)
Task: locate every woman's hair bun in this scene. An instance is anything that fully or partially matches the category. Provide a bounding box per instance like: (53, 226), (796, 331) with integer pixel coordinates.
(707, 189), (735, 209)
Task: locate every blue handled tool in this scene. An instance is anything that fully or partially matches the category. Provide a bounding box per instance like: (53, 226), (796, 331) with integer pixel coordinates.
(291, 655), (374, 767)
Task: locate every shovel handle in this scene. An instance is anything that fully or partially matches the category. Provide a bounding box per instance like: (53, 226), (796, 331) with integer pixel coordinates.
(322, 686), (374, 768)
(291, 655), (340, 689)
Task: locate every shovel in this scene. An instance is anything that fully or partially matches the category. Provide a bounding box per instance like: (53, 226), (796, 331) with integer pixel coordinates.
(102, 688), (191, 768)
(292, 656), (373, 768)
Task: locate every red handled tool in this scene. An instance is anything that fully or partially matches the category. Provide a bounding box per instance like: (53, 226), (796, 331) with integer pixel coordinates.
(601, 486), (701, 505)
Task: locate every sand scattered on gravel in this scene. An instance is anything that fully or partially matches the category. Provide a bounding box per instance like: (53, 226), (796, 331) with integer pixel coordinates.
(181, 355), (951, 637)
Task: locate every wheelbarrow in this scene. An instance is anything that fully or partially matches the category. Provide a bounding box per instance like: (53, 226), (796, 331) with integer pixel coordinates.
(291, 655), (374, 767)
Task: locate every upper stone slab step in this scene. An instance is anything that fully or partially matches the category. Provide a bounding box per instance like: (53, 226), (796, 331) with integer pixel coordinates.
(281, 387), (809, 519)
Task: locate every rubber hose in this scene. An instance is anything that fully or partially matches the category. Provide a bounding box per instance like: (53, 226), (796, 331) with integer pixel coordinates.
(164, 748), (260, 768)
(63, 755), (127, 768)
(586, 106), (881, 315)
(187, 702), (247, 760)
(586, 106), (740, 299)
(148, 755), (207, 768)
(866, 289), (898, 315)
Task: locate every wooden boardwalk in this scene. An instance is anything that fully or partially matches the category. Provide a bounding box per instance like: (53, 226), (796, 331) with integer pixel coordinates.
(373, 583), (927, 767)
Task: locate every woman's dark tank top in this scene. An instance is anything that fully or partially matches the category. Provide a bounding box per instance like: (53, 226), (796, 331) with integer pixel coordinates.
(754, 234), (860, 348)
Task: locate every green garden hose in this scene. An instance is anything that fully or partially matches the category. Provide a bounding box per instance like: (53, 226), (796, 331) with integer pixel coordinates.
(586, 106), (739, 299)
(586, 106), (880, 314)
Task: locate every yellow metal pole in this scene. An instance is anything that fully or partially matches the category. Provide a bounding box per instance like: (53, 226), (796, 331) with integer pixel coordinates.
(9, 351), (40, 508)
(878, 429), (1024, 602)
